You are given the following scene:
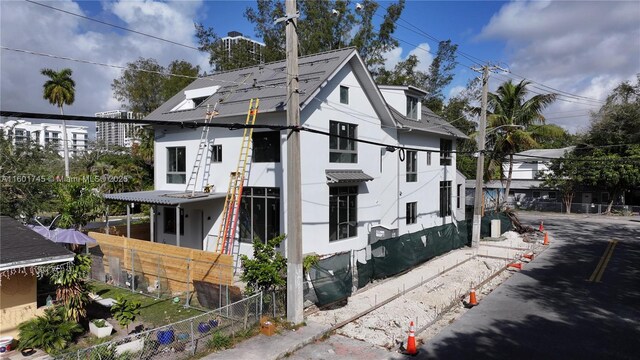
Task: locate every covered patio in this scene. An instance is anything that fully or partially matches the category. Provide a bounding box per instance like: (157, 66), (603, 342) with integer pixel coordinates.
(104, 191), (225, 248)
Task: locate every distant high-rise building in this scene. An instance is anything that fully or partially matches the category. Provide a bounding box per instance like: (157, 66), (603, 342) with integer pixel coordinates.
(95, 110), (143, 149)
(0, 119), (88, 156)
(220, 31), (265, 65)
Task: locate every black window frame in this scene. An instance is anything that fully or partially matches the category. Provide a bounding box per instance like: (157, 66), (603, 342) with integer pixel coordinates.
(406, 202), (417, 225)
(340, 85), (349, 104)
(439, 181), (452, 217)
(457, 184), (462, 209)
(406, 150), (417, 182)
(167, 146), (186, 184)
(252, 131), (281, 163)
(533, 191), (541, 199)
(329, 121), (357, 163)
(239, 187), (281, 244)
(427, 151), (432, 166)
(440, 139), (452, 166)
(329, 186), (358, 241)
(211, 144), (222, 163)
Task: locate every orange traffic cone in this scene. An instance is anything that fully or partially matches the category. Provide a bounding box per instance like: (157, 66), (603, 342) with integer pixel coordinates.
(523, 252), (534, 261)
(405, 321), (418, 355)
(543, 232), (549, 245)
(466, 288), (478, 307)
(508, 262), (523, 270)
(539, 221), (544, 232)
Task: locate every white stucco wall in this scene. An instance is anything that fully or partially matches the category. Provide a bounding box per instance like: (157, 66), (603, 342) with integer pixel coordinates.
(152, 61), (459, 258)
(378, 86), (422, 121)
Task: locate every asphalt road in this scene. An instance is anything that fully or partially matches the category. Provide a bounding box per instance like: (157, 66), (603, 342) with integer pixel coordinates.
(422, 213), (640, 360)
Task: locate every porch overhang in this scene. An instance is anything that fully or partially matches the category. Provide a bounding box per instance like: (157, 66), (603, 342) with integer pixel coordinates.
(104, 190), (226, 206)
(326, 169), (374, 184)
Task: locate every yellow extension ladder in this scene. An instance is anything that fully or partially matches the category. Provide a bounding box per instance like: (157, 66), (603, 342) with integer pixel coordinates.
(215, 98), (260, 254)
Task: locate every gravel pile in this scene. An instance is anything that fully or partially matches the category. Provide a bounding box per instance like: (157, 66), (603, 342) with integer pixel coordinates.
(308, 232), (533, 349)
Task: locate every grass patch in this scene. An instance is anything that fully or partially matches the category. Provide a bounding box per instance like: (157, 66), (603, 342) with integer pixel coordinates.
(89, 281), (206, 327)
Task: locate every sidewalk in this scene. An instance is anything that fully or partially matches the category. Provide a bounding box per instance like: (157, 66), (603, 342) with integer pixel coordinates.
(202, 321), (331, 360)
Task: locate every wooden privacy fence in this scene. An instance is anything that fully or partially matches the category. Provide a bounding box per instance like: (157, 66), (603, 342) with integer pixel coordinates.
(88, 232), (234, 295)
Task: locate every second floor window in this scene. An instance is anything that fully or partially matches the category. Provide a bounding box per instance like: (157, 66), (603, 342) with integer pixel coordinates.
(407, 96), (418, 119)
(406, 150), (417, 182)
(440, 139), (452, 166)
(212, 144), (222, 163)
(330, 121), (357, 163)
(167, 146), (186, 184)
(252, 131), (281, 162)
(340, 86), (349, 104)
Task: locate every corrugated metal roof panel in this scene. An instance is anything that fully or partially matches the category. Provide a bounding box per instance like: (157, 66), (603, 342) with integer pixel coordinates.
(325, 169), (374, 183)
(104, 191), (225, 205)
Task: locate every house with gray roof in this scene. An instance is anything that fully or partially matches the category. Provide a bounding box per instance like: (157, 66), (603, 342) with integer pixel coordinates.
(105, 47), (467, 262)
(0, 216), (75, 338)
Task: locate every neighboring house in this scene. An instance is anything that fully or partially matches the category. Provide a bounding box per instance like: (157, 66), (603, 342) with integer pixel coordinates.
(466, 146), (635, 209)
(95, 110), (144, 149)
(0, 119), (88, 156)
(105, 48), (467, 262)
(0, 216), (75, 338)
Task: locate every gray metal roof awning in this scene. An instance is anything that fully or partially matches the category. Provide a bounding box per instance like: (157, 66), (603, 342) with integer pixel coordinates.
(326, 169), (374, 184)
(104, 190), (226, 206)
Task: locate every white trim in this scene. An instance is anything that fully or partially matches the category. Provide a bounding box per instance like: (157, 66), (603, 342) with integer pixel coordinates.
(0, 255), (75, 272)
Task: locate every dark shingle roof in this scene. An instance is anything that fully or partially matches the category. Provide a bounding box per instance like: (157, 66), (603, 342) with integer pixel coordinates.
(0, 216), (75, 271)
(146, 48), (358, 122)
(325, 169), (374, 183)
(390, 107), (468, 139)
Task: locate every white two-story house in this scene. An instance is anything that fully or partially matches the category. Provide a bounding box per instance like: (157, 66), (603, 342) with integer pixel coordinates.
(105, 48), (467, 261)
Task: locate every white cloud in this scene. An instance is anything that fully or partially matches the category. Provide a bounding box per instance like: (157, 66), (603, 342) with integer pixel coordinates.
(0, 0), (209, 129)
(448, 85), (466, 99)
(383, 43), (434, 73)
(479, 0), (640, 133)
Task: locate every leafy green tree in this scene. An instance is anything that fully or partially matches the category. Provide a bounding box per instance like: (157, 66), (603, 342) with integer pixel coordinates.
(539, 151), (583, 213)
(198, 0), (405, 73)
(162, 60), (201, 101)
(110, 296), (141, 333)
(17, 305), (83, 355)
(48, 254), (92, 322)
(132, 127), (154, 165)
(240, 234), (287, 295)
(585, 74), (640, 147)
(423, 40), (458, 112)
(580, 146), (640, 213)
(486, 80), (557, 206)
(0, 129), (61, 217)
(41, 68), (75, 177)
(112, 58), (202, 115)
(54, 181), (103, 229)
(112, 58), (166, 115)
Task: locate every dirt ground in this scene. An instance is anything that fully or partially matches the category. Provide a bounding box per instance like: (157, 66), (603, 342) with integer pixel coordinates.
(307, 231), (543, 349)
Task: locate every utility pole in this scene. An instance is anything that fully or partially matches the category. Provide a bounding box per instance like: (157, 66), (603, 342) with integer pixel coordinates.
(284, 0), (304, 325)
(471, 65), (489, 249)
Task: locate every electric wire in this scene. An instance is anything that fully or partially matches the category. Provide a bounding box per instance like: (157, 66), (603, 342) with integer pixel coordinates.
(24, 0), (200, 51)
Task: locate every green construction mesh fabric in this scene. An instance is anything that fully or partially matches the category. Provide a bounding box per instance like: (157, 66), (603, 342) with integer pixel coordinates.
(309, 252), (352, 307)
(309, 215), (511, 306)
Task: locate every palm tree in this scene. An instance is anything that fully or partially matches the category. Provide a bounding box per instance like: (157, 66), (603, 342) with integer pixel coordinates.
(41, 68), (75, 177)
(486, 80), (557, 207)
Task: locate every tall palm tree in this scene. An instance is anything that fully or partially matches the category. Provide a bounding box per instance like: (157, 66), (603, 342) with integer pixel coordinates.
(41, 68), (75, 177)
(486, 80), (557, 207)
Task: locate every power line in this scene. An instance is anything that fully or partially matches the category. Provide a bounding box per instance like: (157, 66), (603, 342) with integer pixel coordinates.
(376, 3), (607, 105)
(0, 46), (288, 90)
(24, 0), (200, 51)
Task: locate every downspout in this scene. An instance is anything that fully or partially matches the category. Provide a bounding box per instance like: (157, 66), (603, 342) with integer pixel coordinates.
(176, 204), (181, 247)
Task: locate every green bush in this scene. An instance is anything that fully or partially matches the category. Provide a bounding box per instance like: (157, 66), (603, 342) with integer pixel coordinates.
(92, 319), (107, 328)
(240, 234), (287, 295)
(17, 306), (83, 355)
(206, 331), (231, 351)
(110, 296), (141, 333)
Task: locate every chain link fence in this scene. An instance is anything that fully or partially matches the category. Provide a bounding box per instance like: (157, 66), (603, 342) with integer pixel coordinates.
(56, 291), (286, 360)
(515, 201), (640, 215)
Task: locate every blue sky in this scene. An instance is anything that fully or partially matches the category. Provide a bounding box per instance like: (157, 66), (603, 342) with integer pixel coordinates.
(1, 1), (639, 134)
